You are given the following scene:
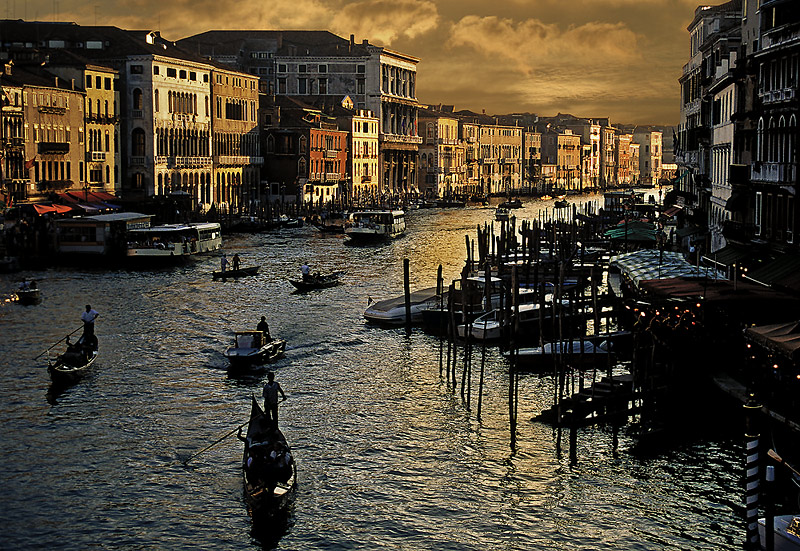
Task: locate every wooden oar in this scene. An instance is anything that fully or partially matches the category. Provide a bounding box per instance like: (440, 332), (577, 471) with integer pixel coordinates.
(768, 449), (800, 477)
(181, 411), (264, 466)
(33, 325), (84, 360)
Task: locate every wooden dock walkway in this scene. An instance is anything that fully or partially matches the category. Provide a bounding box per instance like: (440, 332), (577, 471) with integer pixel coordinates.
(534, 374), (639, 427)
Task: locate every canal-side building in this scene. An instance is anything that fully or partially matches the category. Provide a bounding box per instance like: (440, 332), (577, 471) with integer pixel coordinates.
(262, 95), (348, 205)
(209, 65), (261, 214)
(634, 129), (663, 186)
(523, 130), (543, 194)
(0, 21), (218, 210)
(0, 62), (26, 205)
(418, 106), (463, 198)
(540, 126), (581, 193)
(460, 120), (481, 196)
(615, 133), (634, 188)
(42, 53), (120, 195)
(177, 30), (421, 201)
(12, 66), (86, 200)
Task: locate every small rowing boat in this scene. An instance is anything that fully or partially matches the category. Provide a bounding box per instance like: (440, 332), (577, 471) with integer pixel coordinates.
(240, 396), (297, 519)
(289, 272), (341, 291)
(212, 265), (260, 280)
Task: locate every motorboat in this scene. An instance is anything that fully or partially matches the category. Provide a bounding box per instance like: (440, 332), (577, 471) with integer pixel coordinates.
(223, 331), (286, 369)
(503, 338), (615, 370)
(457, 298), (570, 341)
(495, 207), (510, 222)
(364, 287), (443, 325)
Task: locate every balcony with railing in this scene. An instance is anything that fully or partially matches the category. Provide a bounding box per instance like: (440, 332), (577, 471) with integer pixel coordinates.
(751, 162), (797, 184)
(129, 156), (146, 166)
(37, 142), (69, 155)
(86, 151), (106, 162)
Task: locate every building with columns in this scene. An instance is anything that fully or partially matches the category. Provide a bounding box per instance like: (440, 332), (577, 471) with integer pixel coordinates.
(177, 30), (421, 201)
(209, 65), (261, 214)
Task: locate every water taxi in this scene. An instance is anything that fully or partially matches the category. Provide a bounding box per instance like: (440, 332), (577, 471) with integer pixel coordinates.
(126, 222), (222, 259)
(345, 210), (405, 241)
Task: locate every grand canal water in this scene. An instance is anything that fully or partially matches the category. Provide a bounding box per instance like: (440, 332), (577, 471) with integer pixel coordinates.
(1, 194), (746, 550)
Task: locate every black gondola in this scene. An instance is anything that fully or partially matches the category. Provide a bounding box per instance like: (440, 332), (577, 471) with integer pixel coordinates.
(48, 334), (98, 385)
(212, 265), (260, 280)
(240, 396), (297, 519)
(288, 272), (341, 291)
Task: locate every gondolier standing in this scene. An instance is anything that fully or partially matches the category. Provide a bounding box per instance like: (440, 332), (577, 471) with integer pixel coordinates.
(221, 253), (229, 273)
(301, 262), (311, 282)
(81, 304), (99, 337)
(262, 371), (286, 429)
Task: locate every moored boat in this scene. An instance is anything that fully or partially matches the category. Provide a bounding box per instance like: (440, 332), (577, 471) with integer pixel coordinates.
(503, 338), (615, 370)
(48, 334), (98, 385)
(240, 396), (297, 519)
(212, 265), (260, 280)
(345, 210), (405, 241)
(364, 286), (444, 325)
(288, 272), (341, 291)
(223, 331), (286, 368)
(126, 222), (222, 260)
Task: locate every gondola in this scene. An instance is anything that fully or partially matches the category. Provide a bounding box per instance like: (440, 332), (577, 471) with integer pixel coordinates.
(16, 287), (41, 305)
(212, 265), (260, 280)
(288, 272), (341, 291)
(223, 332), (287, 369)
(48, 334), (98, 386)
(554, 199), (570, 209)
(240, 396), (297, 519)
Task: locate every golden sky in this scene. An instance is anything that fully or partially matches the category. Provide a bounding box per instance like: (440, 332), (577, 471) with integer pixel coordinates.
(23, 0), (704, 125)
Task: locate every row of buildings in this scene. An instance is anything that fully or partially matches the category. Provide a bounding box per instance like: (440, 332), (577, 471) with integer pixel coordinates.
(0, 20), (668, 216)
(676, 0), (798, 271)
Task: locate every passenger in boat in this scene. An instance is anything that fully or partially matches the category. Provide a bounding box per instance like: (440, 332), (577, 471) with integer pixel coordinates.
(301, 263), (311, 282)
(232, 254), (240, 271)
(19, 279), (30, 290)
(262, 371), (286, 429)
(257, 316), (272, 342)
(29, 280), (37, 289)
(220, 253), (229, 273)
(81, 304), (99, 337)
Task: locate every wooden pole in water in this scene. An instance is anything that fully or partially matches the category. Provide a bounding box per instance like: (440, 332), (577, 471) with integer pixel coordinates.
(438, 265), (444, 377)
(404, 258), (412, 336)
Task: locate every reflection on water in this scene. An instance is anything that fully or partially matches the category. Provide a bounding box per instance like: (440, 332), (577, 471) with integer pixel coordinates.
(0, 196), (745, 550)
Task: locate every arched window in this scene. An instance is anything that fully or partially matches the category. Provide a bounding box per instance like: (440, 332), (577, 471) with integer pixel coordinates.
(298, 157), (306, 174)
(299, 136), (307, 154)
(132, 128), (146, 157)
(757, 118), (764, 162)
(154, 90), (159, 112)
(133, 88), (143, 110)
(267, 135), (275, 153)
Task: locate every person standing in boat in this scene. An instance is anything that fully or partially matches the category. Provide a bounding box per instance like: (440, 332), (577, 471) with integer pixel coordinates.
(257, 316), (272, 342)
(262, 371), (286, 429)
(300, 263), (311, 282)
(81, 304), (99, 337)
(232, 253), (241, 271)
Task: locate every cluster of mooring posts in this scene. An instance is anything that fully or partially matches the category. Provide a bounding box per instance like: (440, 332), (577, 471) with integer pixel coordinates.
(397, 202), (645, 453)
